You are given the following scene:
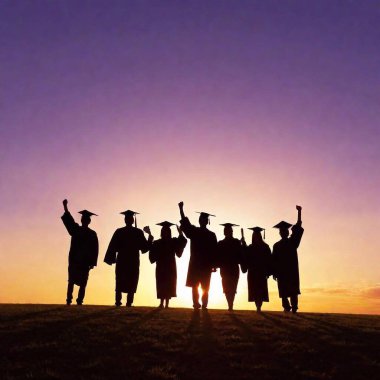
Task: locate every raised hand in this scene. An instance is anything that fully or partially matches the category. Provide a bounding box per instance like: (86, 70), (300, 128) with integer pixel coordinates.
(178, 201), (185, 219)
(143, 226), (151, 235)
(296, 205), (302, 223)
(63, 199), (68, 212)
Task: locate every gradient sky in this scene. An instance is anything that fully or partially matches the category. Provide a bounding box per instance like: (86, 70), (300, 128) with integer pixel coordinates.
(1, 0), (379, 314)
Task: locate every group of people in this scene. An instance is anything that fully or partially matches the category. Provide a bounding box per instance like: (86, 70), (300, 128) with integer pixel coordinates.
(61, 200), (304, 313)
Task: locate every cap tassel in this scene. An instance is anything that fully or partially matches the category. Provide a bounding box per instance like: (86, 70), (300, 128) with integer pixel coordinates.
(263, 229), (266, 239)
(135, 216), (137, 228)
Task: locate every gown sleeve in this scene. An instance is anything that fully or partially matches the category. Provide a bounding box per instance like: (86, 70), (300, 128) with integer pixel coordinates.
(90, 232), (99, 267)
(290, 222), (304, 249)
(61, 212), (79, 236)
(271, 242), (279, 277)
(149, 241), (158, 264)
(174, 235), (187, 258)
(139, 229), (154, 254)
(264, 243), (273, 277)
(214, 241), (222, 268)
(240, 240), (248, 273)
(179, 217), (196, 239)
(104, 230), (119, 265)
(211, 232), (218, 268)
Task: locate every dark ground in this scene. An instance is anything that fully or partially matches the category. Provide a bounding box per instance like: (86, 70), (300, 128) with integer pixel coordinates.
(1, 304), (379, 380)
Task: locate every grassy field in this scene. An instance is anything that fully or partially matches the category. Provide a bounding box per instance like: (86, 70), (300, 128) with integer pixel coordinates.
(1, 304), (379, 380)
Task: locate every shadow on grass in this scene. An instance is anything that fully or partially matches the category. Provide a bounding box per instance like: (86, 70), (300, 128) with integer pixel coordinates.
(0, 306), (64, 323)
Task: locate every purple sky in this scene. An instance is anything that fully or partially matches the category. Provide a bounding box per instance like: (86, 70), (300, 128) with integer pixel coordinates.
(0, 1), (379, 311)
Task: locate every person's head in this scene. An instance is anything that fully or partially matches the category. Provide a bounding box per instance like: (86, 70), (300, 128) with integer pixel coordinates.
(279, 228), (289, 239)
(252, 231), (262, 243)
(198, 213), (209, 228)
(120, 210), (138, 227)
(157, 221), (175, 240)
(81, 214), (91, 227)
(273, 221), (292, 239)
(161, 226), (172, 239)
(197, 211), (215, 228)
(249, 227), (265, 244)
(124, 214), (134, 226)
(78, 210), (97, 228)
(221, 223), (238, 238)
(224, 225), (233, 238)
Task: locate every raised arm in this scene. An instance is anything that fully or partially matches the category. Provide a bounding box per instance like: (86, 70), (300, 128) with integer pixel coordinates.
(140, 227), (154, 254)
(61, 199), (79, 236)
(290, 205), (304, 248)
(174, 225), (187, 258)
(63, 199), (69, 213)
(178, 201), (186, 220)
(178, 201), (195, 239)
(296, 205), (302, 225)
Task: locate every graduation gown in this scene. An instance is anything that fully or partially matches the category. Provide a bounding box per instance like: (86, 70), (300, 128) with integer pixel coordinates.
(149, 235), (187, 299)
(104, 226), (152, 293)
(244, 241), (272, 302)
(272, 223), (304, 298)
(180, 217), (217, 289)
(216, 238), (243, 295)
(61, 212), (99, 287)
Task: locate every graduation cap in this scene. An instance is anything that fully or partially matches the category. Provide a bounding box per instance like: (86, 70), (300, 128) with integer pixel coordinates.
(220, 223), (239, 227)
(196, 211), (216, 225)
(120, 210), (139, 227)
(156, 221), (175, 228)
(196, 211), (216, 217)
(248, 226), (265, 239)
(78, 210), (98, 217)
(273, 221), (292, 229)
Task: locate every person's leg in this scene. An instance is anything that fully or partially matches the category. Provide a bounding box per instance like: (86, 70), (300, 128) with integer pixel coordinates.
(255, 300), (262, 312)
(66, 282), (74, 305)
(126, 293), (134, 307)
(290, 295), (298, 313)
(192, 286), (201, 309)
(77, 285), (86, 305)
(165, 298), (170, 308)
(282, 297), (291, 312)
(201, 289), (209, 309)
(159, 298), (164, 308)
(115, 290), (122, 306)
(225, 292), (233, 311)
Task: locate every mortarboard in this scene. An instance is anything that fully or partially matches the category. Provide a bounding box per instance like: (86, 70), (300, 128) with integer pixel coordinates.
(196, 211), (215, 225)
(120, 210), (139, 216)
(220, 223), (239, 227)
(196, 212), (216, 217)
(120, 210), (139, 227)
(156, 221), (175, 228)
(78, 210), (98, 217)
(273, 221), (292, 229)
(248, 226), (265, 239)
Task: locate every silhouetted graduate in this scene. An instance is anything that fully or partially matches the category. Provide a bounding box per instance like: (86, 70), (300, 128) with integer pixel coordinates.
(242, 227), (272, 312)
(61, 199), (99, 305)
(216, 223), (244, 311)
(147, 222), (187, 308)
(178, 202), (217, 309)
(104, 210), (153, 307)
(272, 206), (304, 313)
